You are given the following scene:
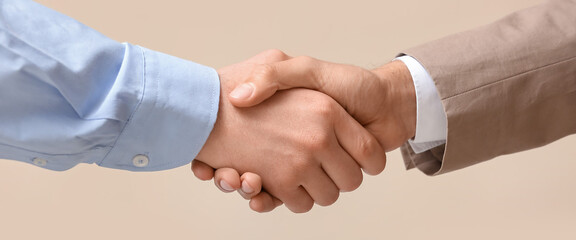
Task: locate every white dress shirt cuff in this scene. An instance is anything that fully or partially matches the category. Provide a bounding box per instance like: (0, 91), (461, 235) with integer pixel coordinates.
(395, 56), (447, 153)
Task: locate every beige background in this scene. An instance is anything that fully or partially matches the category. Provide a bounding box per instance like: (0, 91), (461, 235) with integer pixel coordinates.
(1, 0), (575, 239)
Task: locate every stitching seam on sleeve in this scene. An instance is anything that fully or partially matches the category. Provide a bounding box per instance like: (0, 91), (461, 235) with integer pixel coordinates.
(444, 55), (576, 100)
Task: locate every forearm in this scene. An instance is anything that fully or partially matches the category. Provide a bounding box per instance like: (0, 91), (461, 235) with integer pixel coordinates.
(402, 0), (576, 175)
(0, 0), (220, 171)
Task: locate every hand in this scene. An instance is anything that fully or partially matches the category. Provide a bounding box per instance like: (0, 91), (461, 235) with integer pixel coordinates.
(229, 54), (417, 151)
(192, 50), (387, 213)
(206, 51), (417, 212)
(192, 160), (281, 212)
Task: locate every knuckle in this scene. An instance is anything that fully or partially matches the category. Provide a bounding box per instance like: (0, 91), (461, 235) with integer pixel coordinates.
(295, 99), (338, 152)
(360, 140), (386, 176)
(263, 49), (288, 61)
(303, 131), (332, 152)
(252, 64), (276, 82)
(357, 135), (379, 162)
(294, 56), (320, 79)
(312, 97), (336, 117)
(353, 134), (387, 176)
(292, 156), (316, 174)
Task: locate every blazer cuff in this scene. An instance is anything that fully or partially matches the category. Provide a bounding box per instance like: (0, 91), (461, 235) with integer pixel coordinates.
(400, 142), (446, 176)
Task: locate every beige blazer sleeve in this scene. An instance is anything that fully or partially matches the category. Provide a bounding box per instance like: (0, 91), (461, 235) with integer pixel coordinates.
(400, 0), (576, 175)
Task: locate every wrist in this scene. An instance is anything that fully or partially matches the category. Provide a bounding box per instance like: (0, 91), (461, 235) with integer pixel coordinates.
(372, 60), (417, 143)
(197, 72), (230, 166)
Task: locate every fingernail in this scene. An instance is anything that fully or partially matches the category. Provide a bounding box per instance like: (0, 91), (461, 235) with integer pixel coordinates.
(220, 180), (235, 192)
(229, 83), (254, 100)
(238, 189), (248, 199)
(241, 180), (254, 194)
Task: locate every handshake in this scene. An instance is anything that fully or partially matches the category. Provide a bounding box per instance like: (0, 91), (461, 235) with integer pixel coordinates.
(192, 49), (417, 213)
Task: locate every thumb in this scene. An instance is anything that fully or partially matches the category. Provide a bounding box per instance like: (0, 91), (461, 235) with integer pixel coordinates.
(228, 56), (324, 107)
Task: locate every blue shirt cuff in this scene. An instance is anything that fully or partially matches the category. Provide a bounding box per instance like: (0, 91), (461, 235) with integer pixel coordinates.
(99, 46), (220, 171)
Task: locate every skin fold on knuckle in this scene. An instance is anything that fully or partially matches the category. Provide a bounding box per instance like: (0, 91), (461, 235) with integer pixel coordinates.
(303, 130), (332, 153)
(356, 135), (382, 169)
(252, 64), (277, 85)
(294, 56), (322, 89)
(311, 96), (336, 120)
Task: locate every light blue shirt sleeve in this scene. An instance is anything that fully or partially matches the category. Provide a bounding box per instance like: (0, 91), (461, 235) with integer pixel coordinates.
(395, 56), (447, 153)
(0, 0), (220, 171)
